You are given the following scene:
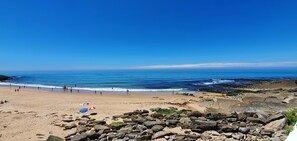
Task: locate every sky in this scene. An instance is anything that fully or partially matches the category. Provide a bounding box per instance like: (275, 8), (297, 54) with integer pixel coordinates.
(0, 0), (297, 71)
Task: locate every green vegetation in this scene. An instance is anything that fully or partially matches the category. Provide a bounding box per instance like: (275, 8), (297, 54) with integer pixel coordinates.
(285, 108), (297, 135)
(286, 125), (294, 135)
(151, 107), (188, 115)
(110, 121), (125, 127)
(227, 90), (242, 96)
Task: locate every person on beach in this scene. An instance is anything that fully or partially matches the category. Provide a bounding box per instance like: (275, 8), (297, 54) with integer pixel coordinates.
(63, 85), (67, 92)
(100, 91), (102, 95)
(126, 89), (129, 95)
(51, 88), (53, 92)
(95, 91), (97, 94)
(70, 87), (73, 93)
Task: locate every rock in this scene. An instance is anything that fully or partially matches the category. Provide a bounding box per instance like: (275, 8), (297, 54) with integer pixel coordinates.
(225, 138), (239, 141)
(261, 129), (274, 137)
(76, 125), (87, 133)
(239, 127), (250, 134)
(232, 133), (244, 140)
(132, 117), (147, 123)
(64, 129), (77, 138)
(192, 120), (217, 132)
(0, 75), (11, 81)
(221, 133), (232, 138)
(135, 124), (147, 132)
(118, 126), (133, 134)
(271, 137), (281, 141)
(143, 121), (162, 128)
(93, 120), (106, 125)
(246, 117), (265, 124)
(136, 129), (153, 140)
(116, 132), (125, 139)
(265, 113), (285, 124)
(86, 131), (100, 139)
(63, 119), (74, 123)
(167, 120), (178, 125)
(220, 125), (238, 133)
(106, 132), (117, 140)
(197, 117), (207, 121)
(126, 133), (138, 139)
(187, 111), (202, 117)
(179, 117), (192, 129)
(46, 135), (63, 141)
(71, 133), (88, 141)
(151, 125), (164, 132)
(237, 112), (247, 122)
(206, 130), (220, 136)
(263, 118), (287, 131)
(226, 118), (237, 122)
(94, 125), (111, 133)
(65, 123), (77, 130)
(152, 131), (172, 139)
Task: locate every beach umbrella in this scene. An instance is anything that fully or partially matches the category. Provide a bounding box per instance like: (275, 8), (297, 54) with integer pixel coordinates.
(79, 108), (88, 113)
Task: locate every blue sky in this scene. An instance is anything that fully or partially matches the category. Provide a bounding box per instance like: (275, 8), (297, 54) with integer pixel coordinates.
(0, 0), (297, 71)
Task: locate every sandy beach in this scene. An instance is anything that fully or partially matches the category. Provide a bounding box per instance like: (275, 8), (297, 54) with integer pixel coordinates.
(0, 88), (206, 141)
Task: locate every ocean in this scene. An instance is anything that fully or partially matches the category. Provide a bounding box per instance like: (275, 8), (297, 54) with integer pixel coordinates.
(1, 69), (297, 93)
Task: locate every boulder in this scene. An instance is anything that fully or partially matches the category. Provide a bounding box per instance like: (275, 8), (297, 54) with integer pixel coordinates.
(70, 133), (88, 141)
(86, 131), (100, 139)
(46, 135), (63, 141)
(92, 120), (106, 125)
(187, 111), (202, 117)
(151, 125), (164, 132)
(143, 121), (162, 128)
(220, 125), (238, 133)
(238, 127), (250, 134)
(263, 118), (287, 131)
(265, 112), (285, 124)
(76, 125), (87, 133)
(152, 131), (172, 139)
(94, 125), (111, 133)
(118, 126), (133, 134)
(192, 120), (218, 132)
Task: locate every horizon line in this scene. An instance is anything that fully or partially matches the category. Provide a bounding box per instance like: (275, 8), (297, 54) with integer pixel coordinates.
(1, 61), (297, 72)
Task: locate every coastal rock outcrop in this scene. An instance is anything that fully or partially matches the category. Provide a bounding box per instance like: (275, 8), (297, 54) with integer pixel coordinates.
(0, 75), (11, 81)
(49, 108), (289, 141)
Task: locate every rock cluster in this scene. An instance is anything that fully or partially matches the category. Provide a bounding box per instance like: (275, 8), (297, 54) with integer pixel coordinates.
(48, 108), (288, 141)
(0, 75), (11, 81)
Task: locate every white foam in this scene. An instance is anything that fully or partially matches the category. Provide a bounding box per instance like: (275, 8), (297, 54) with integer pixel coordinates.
(0, 82), (183, 92)
(71, 87), (183, 92)
(203, 79), (235, 85)
(0, 82), (62, 89)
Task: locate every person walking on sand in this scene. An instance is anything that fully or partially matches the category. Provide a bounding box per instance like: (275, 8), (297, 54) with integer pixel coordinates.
(126, 89), (129, 95)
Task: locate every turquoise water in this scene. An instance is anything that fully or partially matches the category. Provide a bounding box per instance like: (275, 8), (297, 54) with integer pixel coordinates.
(1, 69), (297, 92)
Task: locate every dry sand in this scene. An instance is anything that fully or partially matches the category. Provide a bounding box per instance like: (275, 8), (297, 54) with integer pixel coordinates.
(0, 88), (207, 141)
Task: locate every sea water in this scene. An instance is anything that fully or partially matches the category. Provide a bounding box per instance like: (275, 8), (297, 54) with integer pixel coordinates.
(1, 68), (297, 93)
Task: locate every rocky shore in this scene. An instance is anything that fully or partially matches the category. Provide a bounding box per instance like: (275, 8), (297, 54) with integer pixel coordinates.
(0, 75), (11, 81)
(47, 107), (288, 141)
